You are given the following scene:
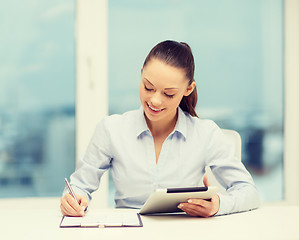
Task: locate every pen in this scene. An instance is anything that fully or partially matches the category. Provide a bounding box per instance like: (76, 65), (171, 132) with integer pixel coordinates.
(64, 177), (79, 204)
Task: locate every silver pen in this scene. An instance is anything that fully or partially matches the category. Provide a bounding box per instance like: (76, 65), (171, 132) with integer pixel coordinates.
(64, 177), (79, 204)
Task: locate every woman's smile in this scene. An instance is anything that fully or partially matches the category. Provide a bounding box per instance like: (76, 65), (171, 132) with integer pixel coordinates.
(147, 103), (164, 113)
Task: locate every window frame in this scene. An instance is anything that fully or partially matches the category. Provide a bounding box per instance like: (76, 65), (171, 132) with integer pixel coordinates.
(76, 0), (109, 207)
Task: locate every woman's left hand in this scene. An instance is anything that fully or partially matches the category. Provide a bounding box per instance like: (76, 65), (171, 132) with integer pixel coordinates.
(177, 175), (220, 217)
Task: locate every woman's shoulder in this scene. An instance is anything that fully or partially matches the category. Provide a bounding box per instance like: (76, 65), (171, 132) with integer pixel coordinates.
(97, 108), (142, 130)
(184, 111), (219, 131)
(106, 108), (141, 122)
(183, 112), (225, 144)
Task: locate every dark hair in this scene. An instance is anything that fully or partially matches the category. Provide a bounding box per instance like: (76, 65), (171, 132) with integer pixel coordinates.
(143, 40), (198, 117)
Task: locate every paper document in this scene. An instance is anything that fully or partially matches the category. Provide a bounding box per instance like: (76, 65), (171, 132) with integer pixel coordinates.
(60, 211), (143, 228)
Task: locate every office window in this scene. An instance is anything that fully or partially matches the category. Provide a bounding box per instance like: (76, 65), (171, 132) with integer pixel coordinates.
(108, 0), (284, 203)
(0, 1), (76, 197)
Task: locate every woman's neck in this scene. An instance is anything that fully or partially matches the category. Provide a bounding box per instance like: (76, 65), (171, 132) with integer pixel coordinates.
(145, 112), (178, 138)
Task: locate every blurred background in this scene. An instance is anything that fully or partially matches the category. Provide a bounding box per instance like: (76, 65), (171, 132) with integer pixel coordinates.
(0, 0), (284, 204)
(0, 1), (76, 197)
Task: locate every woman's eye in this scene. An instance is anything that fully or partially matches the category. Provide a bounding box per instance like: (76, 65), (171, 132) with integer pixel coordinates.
(164, 93), (175, 98)
(144, 85), (153, 91)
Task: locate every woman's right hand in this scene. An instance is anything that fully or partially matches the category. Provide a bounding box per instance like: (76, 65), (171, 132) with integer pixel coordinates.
(60, 193), (88, 216)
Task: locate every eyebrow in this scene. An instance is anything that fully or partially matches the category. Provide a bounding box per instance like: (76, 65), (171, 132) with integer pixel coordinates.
(144, 78), (179, 90)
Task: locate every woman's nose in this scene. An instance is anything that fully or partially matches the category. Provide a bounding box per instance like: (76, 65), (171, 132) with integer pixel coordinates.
(150, 92), (162, 107)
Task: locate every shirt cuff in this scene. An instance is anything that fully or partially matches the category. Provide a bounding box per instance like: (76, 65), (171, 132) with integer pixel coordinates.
(215, 193), (234, 216)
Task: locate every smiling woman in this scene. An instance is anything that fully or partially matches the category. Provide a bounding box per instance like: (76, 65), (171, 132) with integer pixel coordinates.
(61, 40), (260, 218)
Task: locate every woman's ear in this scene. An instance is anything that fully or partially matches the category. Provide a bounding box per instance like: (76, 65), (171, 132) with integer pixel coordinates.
(184, 81), (196, 96)
(141, 67), (143, 73)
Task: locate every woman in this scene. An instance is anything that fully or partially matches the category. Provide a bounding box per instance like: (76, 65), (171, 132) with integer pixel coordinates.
(60, 40), (260, 217)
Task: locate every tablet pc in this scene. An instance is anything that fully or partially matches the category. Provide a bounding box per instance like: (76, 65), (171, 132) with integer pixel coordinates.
(139, 186), (218, 215)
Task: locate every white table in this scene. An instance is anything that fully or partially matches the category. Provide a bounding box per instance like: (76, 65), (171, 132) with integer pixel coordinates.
(0, 197), (298, 240)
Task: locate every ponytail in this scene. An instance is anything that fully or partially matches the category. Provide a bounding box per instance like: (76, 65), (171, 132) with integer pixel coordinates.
(179, 85), (198, 117)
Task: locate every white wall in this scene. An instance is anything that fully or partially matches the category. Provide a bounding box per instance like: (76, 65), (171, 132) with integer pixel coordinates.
(284, 0), (299, 205)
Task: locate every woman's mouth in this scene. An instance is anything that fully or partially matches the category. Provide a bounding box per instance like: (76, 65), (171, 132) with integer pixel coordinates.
(147, 103), (164, 113)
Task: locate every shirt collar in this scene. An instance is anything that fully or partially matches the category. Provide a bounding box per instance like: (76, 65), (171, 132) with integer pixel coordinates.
(174, 107), (188, 140)
(135, 106), (188, 140)
(136, 106), (150, 137)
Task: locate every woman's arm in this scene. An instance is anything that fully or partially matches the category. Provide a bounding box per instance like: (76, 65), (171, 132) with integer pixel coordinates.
(205, 122), (260, 216)
(179, 121), (260, 217)
(60, 117), (112, 215)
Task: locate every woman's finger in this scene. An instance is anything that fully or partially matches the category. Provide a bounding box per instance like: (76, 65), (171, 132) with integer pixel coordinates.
(78, 196), (88, 210)
(60, 196), (78, 216)
(60, 194), (85, 216)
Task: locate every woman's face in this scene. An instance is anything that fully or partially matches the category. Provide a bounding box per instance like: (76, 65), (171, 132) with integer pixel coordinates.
(139, 58), (195, 126)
